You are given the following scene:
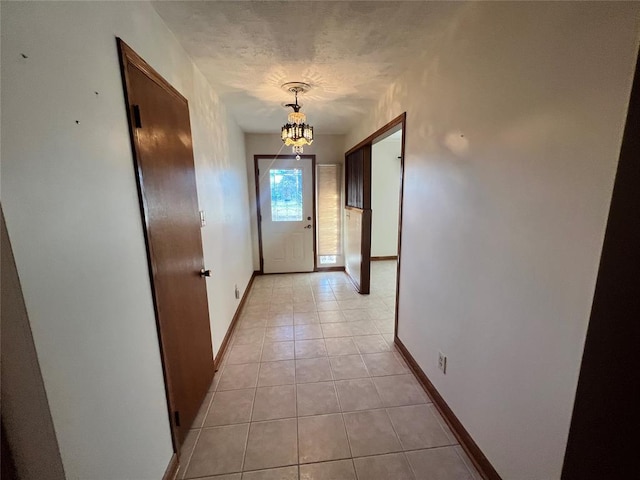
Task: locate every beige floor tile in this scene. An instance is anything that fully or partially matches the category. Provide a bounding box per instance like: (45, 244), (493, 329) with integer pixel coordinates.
(329, 355), (369, 380)
(205, 389), (255, 427)
(273, 286), (293, 295)
(267, 312), (294, 325)
(248, 295), (271, 306)
(387, 405), (451, 450)
(299, 459), (356, 480)
(332, 291), (360, 301)
(298, 414), (351, 464)
(242, 466), (299, 480)
(454, 446), (483, 480)
(294, 302), (316, 313)
(366, 309), (394, 320)
(238, 316), (268, 330)
(257, 360), (295, 387)
(294, 324), (323, 340)
(265, 326), (294, 342)
(227, 344), (262, 365)
(178, 429), (200, 479)
(234, 327), (266, 345)
(295, 357), (333, 383)
(372, 374), (428, 407)
(185, 424), (249, 478)
(335, 378), (383, 412)
(324, 337), (359, 356)
(295, 339), (327, 359)
(428, 404), (458, 444)
(261, 342), (295, 362)
(405, 447), (472, 480)
(343, 409), (402, 457)
(318, 311), (345, 323)
(293, 293), (315, 304)
(244, 419), (298, 471)
(189, 264), (481, 480)
(348, 321), (380, 336)
(192, 392), (213, 428)
(341, 309), (370, 322)
(296, 381), (340, 417)
(338, 299), (365, 310)
(321, 322), (352, 338)
(252, 385), (297, 421)
(313, 292), (336, 303)
(270, 294), (293, 305)
(373, 319), (395, 334)
(294, 312), (319, 325)
(381, 333), (395, 346)
(311, 285), (333, 294)
(316, 301), (340, 311)
(362, 352), (408, 376)
(353, 453), (415, 480)
(209, 370), (223, 392)
(353, 335), (392, 354)
(218, 363), (260, 391)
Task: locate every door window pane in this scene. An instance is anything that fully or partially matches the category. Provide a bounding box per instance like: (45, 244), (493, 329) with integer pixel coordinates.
(270, 168), (303, 221)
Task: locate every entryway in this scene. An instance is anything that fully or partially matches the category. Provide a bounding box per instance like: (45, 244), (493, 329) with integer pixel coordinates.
(255, 155), (316, 274)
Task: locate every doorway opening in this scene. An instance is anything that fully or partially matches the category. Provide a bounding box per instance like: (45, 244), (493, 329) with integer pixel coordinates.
(254, 155), (317, 274)
(344, 113), (406, 338)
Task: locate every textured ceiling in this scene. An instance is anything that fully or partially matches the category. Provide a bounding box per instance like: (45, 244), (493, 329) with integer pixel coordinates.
(152, 1), (460, 134)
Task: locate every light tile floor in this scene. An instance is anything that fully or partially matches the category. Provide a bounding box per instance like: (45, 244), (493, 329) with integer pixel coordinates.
(178, 261), (482, 480)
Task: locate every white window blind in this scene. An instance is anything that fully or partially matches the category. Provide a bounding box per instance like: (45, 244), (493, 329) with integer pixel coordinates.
(317, 164), (342, 256)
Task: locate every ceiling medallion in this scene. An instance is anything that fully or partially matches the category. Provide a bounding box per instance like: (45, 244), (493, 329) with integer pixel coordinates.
(281, 82), (314, 160)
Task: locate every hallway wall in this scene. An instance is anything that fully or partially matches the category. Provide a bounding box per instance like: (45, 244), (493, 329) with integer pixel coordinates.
(1, 2), (253, 479)
(371, 138), (402, 257)
(244, 133), (346, 270)
(1, 210), (66, 480)
(345, 2), (640, 479)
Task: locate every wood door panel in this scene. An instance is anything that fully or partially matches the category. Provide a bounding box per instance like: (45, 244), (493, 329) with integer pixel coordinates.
(119, 40), (214, 449)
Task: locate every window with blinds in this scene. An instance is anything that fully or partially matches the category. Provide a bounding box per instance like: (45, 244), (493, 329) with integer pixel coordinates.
(317, 164), (342, 264)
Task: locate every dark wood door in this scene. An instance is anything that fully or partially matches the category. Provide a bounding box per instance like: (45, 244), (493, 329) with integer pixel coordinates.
(118, 40), (214, 449)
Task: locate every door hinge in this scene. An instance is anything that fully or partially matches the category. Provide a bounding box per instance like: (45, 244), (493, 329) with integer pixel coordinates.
(133, 105), (142, 128)
(174, 411), (180, 427)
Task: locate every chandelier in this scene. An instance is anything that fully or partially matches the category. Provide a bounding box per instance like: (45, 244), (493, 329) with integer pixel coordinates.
(281, 82), (314, 159)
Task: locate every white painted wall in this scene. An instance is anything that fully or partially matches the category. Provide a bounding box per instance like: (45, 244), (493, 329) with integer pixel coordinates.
(345, 3), (639, 479)
(371, 138), (402, 257)
(244, 133), (346, 269)
(1, 2), (253, 479)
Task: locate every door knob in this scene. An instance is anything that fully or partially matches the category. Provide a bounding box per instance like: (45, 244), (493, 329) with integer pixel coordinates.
(304, 225), (312, 229)
(200, 269), (212, 277)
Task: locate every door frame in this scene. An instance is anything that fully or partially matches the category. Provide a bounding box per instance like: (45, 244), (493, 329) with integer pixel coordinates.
(254, 154), (317, 274)
(344, 113), (406, 337)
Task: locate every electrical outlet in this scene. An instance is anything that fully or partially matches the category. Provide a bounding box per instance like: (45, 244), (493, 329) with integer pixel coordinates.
(234, 284), (240, 299)
(438, 352), (447, 374)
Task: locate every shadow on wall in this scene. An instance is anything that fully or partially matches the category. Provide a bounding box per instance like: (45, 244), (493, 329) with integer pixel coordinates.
(1, 208), (65, 480)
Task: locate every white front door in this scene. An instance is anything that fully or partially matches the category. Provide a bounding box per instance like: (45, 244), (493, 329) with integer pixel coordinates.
(258, 157), (315, 273)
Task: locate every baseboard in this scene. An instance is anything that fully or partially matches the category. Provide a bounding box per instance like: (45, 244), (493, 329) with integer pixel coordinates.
(315, 266), (346, 272)
(394, 336), (501, 480)
(162, 453), (178, 480)
(371, 255), (398, 261)
(214, 271), (259, 368)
